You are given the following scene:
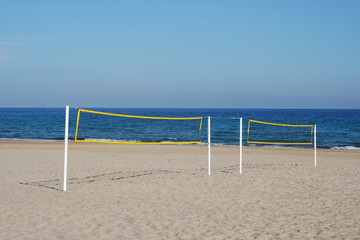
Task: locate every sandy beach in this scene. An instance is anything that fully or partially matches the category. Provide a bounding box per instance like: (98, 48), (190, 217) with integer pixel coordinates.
(0, 140), (359, 239)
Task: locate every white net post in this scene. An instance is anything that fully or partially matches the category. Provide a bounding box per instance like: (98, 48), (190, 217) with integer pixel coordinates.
(208, 116), (211, 175)
(314, 124), (317, 167)
(240, 117), (242, 174)
(63, 105), (69, 191)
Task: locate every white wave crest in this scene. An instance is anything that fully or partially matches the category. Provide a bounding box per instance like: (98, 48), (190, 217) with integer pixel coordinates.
(0, 138), (61, 142)
(330, 146), (360, 150)
(85, 138), (140, 143)
(213, 143), (225, 146)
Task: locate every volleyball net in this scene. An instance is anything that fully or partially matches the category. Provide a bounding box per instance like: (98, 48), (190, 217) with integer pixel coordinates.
(247, 119), (314, 145)
(62, 106), (317, 192)
(74, 108), (203, 144)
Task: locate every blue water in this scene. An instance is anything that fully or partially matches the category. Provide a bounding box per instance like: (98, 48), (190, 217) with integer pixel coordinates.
(0, 108), (359, 149)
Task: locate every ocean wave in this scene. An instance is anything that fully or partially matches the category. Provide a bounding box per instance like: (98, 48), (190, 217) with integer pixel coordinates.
(84, 138), (201, 144)
(213, 143), (225, 146)
(85, 138), (140, 143)
(330, 146), (360, 150)
(0, 137), (63, 142)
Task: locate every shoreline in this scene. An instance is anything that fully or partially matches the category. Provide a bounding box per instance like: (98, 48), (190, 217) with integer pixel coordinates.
(0, 138), (359, 151)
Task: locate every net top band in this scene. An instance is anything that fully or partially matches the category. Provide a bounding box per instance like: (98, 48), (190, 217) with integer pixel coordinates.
(78, 108), (203, 120)
(249, 119), (313, 127)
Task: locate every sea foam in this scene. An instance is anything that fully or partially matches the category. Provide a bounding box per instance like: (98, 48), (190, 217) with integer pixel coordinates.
(330, 146), (360, 150)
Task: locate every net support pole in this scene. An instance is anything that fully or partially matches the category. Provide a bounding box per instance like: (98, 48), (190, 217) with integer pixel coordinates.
(240, 117), (242, 174)
(314, 124), (317, 167)
(208, 116), (211, 175)
(63, 105), (69, 191)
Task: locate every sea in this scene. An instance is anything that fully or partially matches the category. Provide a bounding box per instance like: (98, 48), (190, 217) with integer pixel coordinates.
(0, 108), (359, 150)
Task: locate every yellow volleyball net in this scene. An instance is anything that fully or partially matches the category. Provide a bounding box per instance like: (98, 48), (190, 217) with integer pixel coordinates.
(247, 119), (314, 145)
(74, 108), (203, 144)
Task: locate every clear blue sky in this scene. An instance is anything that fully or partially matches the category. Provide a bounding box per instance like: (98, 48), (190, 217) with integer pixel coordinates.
(1, 0), (359, 108)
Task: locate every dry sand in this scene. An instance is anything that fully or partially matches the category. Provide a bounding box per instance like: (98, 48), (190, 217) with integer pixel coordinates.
(0, 140), (359, 239)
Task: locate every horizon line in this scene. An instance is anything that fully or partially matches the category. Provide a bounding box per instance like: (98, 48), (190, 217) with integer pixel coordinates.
(0, 106), (359, 110)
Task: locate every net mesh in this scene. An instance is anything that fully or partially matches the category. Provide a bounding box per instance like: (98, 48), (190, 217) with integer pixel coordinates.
(75, 109), (203, 144)
(247, 119), (314, 145)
